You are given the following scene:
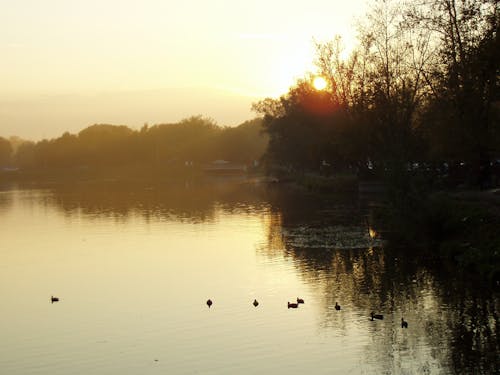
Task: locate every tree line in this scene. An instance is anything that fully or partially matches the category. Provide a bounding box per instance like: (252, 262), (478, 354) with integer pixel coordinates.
(1, 0), (497, 185)
(0, 117), (267, 171)
(253, 0), (499, 187)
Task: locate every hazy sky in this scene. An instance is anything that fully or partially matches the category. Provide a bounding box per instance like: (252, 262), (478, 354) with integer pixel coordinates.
(1, 0), (367, 140)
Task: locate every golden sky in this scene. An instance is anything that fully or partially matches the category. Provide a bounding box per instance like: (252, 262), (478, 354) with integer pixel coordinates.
(1, 0), (366, 140)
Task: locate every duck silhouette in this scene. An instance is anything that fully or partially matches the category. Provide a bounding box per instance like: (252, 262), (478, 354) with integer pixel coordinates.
(253, 299), (259, 307)
(206, 299), (213, 308)
(288, 302), (299, 309)
(297, 297), (304, 304)
(335, 302), (341, 310)
(401, 318), (408, 328)
(370, 311), (383, 320)
(51, 296), (59, 303)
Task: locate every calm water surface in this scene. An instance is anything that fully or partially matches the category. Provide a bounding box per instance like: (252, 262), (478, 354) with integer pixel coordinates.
(0, 180), (498, 374)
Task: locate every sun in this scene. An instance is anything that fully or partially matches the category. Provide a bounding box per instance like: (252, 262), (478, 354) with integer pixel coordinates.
(312, 76), (327, 91)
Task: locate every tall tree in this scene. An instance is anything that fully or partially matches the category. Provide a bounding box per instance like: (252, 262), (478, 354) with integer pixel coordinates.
(409, 0), (499, 175)
(252, 77), (346, 172)
(355, 0), (433, 167)
(312, 0), (434, 170)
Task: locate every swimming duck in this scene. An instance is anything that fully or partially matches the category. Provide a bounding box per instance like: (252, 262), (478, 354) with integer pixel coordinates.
(206, 299), (213, 308)
(335, 302), (341, 310)
(297, 297), (304, 304)
(51, 296), (59, 303)
(253, 299), (259, 307)
(370, 311), (383, 320)
(401, 318), (408, 328)
(288, 302), (299, 309)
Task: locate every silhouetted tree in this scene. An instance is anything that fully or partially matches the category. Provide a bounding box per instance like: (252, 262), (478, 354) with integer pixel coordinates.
(255, 1), (432, 176)
(217, 118), (268, 163)
(408, 0), (499, 185)
(0, 137), (13, 166)
(253, 77), (349, 172)
(14, 141), (36, 169)
(256, 0), (497, 188)
(354, 0), (432, 169)
(5, 116), (268, 174)
(78, 124), (135, 166)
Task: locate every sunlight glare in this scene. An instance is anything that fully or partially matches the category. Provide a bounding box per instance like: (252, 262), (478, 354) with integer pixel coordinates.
(313, 76), (327, 91)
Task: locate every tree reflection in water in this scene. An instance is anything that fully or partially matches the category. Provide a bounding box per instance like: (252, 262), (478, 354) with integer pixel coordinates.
(12, 179), (498, 374)
(261, 188), (499, 374)
(17, 178), (269, 224)
(0, 185), (14, 212)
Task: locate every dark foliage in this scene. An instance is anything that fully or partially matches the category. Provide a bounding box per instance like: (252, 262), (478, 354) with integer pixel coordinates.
(6, 116), (268, 173)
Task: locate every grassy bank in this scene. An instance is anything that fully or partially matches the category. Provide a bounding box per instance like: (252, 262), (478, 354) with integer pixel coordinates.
(266, 166), (359, 194)
(378, 182), (500, 285)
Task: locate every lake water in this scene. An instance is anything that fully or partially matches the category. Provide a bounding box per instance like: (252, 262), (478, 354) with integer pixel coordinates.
(0, 180), (498, 374)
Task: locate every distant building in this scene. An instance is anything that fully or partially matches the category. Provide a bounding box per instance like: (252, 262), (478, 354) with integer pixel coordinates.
(203, 160), (247, 175)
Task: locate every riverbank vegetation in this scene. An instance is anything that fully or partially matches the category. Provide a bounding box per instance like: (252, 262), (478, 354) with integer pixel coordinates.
(254, 0), (498, 186)
(0, 117), (267, 181)
(252, 0), (499, 283)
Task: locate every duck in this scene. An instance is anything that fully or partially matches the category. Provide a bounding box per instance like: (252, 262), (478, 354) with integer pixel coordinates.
(253, 299), (259, 307)
(297, 297), (305, 304)
(370, 311), (383, 320)
(335, 302), (341, 310)
(206, 299), (213, 308)
(51, 296), (59, 303)
(401, 318), (408, 328)
(288, 302), (299, 309)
